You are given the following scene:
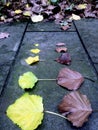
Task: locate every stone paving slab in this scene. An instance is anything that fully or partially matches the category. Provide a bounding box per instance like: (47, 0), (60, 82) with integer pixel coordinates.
(0, 22), (27, 94)
(0, 31), (98, 130)
(74, 19), (98, 72)
(27, 21), (75, 32)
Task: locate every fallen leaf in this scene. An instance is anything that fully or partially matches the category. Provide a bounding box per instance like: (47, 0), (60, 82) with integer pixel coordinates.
(31, 15), (43, 22)
(18, 72), (38, 89)
(65, 4), (74, 11)
(77, 4), (87, 9)
(84, 10), (96, 18)
(55, 47), (67, 53)
(34, 43), (39, 46)
(23, 11), (32, 16)
(58, 91), (92, 127)
(25, 56), (39, 65)
(41, 0), (48, 6)
(6, 2), (11, 7)
(50, 0), (58, 3)
(55, 53), (71, 65)
(57, 68), (84, 90)
(14, 9), (22, 14)
(6, 93), (44, 130)
(61, 25), (70, 31)
(30, 48), (40, 54)
(0, 32), (10, 39)
(71, 14), (81, 20)
(60, 21), (69, 26)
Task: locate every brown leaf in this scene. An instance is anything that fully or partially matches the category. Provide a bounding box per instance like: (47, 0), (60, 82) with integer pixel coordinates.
(57, 68), (84, 90)
(41, 0), (48, 6)
(56, 53), (71, 65)
(61, 25), (70, 31)
(55, 47), (67, 53)
(0, 32), (10, 39)
(58, 91), (92, 127)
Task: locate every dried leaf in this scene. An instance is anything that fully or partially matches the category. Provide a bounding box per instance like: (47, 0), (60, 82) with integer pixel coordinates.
(6, 2), (11, 7)
(55, 47), (67, 53)
(18, 72), (38, 89)
(58, 91), (92, 127)
(71, 14), (81, 20)
(77, 4), (87, 9)
(31, 15), (43, 22)
(34, 43), (39, 47)
(23, 11), (32, 16)
(6, 93), (44, 130)
(57, 68), (84, 90)
(14, 10), (22, 14)
(61, 25), (70, 31)
(30, 48), (40, 54)
(0, 32), (10, 39)
(25, 56), (39, 65)
(51, 0), (58, 3)
(56, 53), (71, 65)
(41, 0), (48, 6)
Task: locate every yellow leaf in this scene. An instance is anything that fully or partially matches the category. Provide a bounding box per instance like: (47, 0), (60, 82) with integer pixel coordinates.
(18, 72), (38, 89)
(6, 93), (44, 130)
(31, 15), (43, 22)
(30, 49), (40, 54)
(15, 10), (22, 14)
(77, 4), (87, 9)
(23, 11), (32, 16)
(26, 4), (29, 8)
(25, 56), (39, 65)
(34, 43), (39, 47)
(6, 2), (10, 6)
(1, 16), (6, 21)
(72, 14), (81, 20)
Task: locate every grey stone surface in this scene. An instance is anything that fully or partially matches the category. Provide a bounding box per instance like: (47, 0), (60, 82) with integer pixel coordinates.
(94, 65), (98, 73)
(27, 21), (75, 31)
(74, 19), (98, 72)
(0, 22), (27, 94)
(0, 31), (97, 130)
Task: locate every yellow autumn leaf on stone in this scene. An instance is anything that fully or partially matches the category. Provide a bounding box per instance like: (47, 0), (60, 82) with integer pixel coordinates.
(31, 15), (43, 22)
(6, 93), (44, 130)
(77, 4), (87, 9)
(18, 71), (38, 89)
(26, 4), (29, 8)
(6, 2), (10, 6)
(23, 11), (32, 16)
(15, 10), (22, 14)
(30, 49), (40, 54)
(72, 14), (81, 20)
(25, 56), (39, 65)
(34, 43), (39, 47)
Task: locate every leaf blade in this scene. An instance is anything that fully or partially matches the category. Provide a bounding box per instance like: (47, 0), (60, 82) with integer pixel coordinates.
(6, 93), (44, 130)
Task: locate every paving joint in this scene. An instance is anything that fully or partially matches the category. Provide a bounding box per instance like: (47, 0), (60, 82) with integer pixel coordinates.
(0, 22), (29, 97)
(73, 20), (98, 79)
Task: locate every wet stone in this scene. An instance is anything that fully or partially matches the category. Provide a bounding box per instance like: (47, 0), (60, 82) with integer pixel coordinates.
(94, 64), (98, 72)
(0, 31), (97, 130)
(27, 21), (75, 32)
(0, 22), (27, 94)
(74, 19), (98, 66)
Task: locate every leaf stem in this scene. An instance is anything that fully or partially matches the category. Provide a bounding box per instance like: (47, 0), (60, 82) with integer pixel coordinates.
(93, 110), (98, 112)
(39, 79), (56, 81)
(45, 110), (68, 120)
(39, 60), (45, 62)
